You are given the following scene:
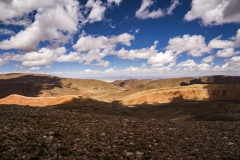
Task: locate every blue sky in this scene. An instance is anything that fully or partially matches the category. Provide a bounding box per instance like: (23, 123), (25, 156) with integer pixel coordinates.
(0, 0), (240, 78)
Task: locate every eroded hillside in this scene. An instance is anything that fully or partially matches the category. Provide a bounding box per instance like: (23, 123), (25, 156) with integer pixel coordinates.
(0, 74), (240, 107)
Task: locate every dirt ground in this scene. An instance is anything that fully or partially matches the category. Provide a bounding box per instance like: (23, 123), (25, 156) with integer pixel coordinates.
(0, 103), (239, 159)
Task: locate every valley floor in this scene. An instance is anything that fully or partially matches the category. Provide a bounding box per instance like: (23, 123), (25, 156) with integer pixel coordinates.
(0, 105), (239, 159)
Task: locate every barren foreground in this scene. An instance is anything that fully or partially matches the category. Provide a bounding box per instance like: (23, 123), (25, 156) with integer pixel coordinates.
(0, 105), (239, 159)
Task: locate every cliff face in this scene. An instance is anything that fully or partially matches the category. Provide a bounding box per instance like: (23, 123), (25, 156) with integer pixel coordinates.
(121, 84), (240, 105)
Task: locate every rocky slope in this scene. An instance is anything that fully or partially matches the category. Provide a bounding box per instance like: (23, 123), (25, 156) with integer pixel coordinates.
(0, 105), (239, 159)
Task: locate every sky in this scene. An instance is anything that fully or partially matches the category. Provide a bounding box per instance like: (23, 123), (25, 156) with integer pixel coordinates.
(0, 0), (240, 79)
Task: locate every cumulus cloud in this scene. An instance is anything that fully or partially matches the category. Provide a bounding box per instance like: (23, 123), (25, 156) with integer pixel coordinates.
(216, 48), (235, 57)
(208, 36), (234, 49)
(185, 0), (240, 25)
(228, 56), (240, 67)
(95, 60), (110, 67)
(135, 0), (164, 19)
(177, 59), (197, 67)
(197, 63), (211, 71)
(73, 33), (134, 52)
(11, 47), (66, 66)
(166, 34), (210, 57)
(81, 48), (113, 65)
(147, 50), (176, 67)
(0, 0), (80, 51)
(85, 0), (106, 23)
(0, 0), (55, 25)
(55, 52), (81, 62)
(202, 56), (214, 63)
(62, 32), (134, 65)
(117, 41), (158, 60)
(0, 29), (15, 35)
(235, 29), (240, 47)
(0, 53), (14, 65)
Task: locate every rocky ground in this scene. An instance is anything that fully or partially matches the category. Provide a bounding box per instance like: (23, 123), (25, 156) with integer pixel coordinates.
(0, 105), (239, 160)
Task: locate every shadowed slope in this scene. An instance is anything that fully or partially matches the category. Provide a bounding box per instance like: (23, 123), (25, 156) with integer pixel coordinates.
(0, 74), (62, 98)
(0, 73), (123, 98)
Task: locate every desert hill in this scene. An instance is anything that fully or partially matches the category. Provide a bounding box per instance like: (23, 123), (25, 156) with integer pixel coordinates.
(0, 73), (240, 112)
(0, 73), (123, 98)
(0, 73), (240, 121)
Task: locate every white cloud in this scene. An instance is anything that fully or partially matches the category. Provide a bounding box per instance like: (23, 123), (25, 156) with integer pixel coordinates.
(235, 29), (240, 47)
(110, 24), (115, 29)
(141, 63), (147, 68)
(0, 53), (14, 65)
(177, 59), (197, 67)
(0, 0), (55, 25)
(1, 16), (32, 27)
(185, 0), (240, 25)
(83, 69), (101, 74)
(147, 50), (176, 67)
(229, 56), (240, 65)
(0, 0), (80, 51)
(0, 29), (15, 35)
(11, 47), (66, 66)
(166, 34), (210, 57)
(107, 0), (122, 5)
(197, 63), (211, 71)
(82, 48), (112, 64)
(136, 0), (180, 19)
(216, 48), (235, 57)
(117, 41), (158, 60)
(104, 68), (115, 74)
(167, 0), (180, 15)
(55, 52), (80, 62)
(85, 0), (106, 23)
(15, 64), (24, 69)
(202, 56), (214, 63)
(29, 67), (40, 70)
(208, 36), (234, 49)
(73, 33), (134, 52)
(135, 0), (164, 19)
(95, 60), (110, 67)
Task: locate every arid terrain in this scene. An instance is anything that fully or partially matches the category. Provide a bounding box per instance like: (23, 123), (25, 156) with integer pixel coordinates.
(0, 73), (240, 159)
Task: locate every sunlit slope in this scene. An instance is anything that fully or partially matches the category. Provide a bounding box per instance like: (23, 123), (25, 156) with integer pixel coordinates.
(121, 84), (240, 105)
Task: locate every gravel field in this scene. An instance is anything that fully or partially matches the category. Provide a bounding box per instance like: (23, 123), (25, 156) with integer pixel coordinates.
(0, 105), (239, 160)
